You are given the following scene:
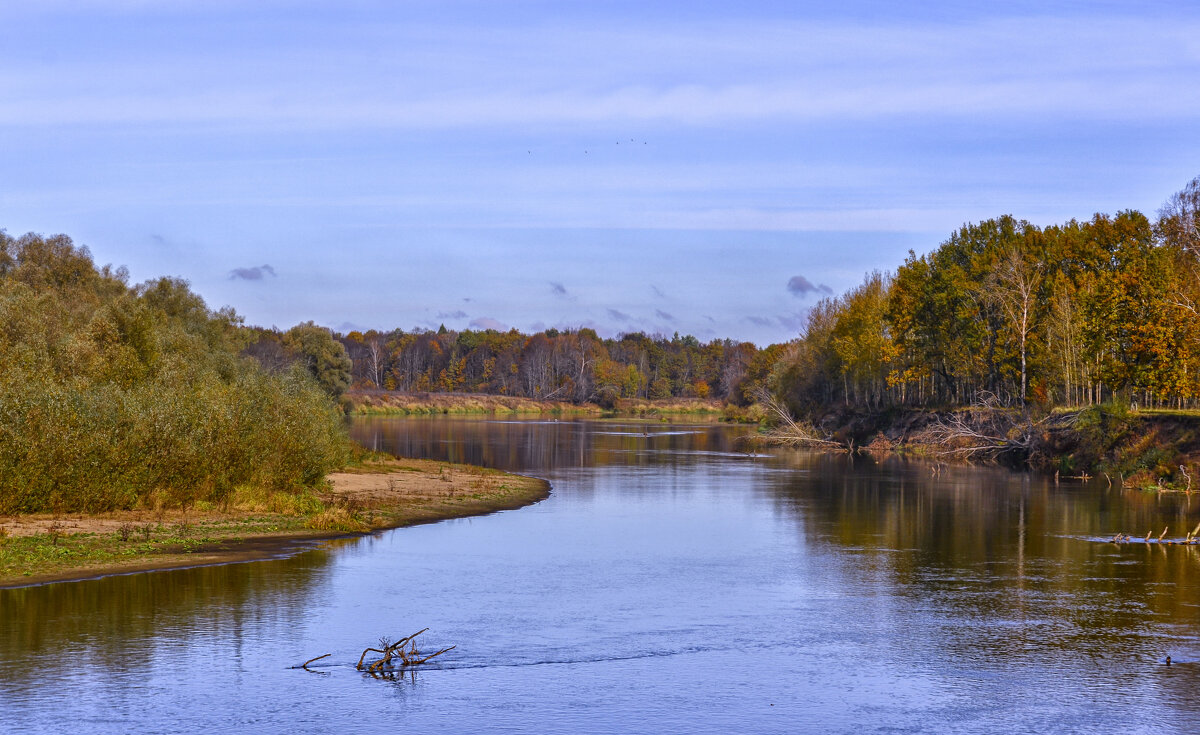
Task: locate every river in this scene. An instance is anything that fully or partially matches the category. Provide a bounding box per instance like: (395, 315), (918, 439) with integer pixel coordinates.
(2, 417), (1199, 733)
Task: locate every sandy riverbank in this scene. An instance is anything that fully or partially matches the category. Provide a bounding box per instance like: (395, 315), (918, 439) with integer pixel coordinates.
(0, 457), (549, 588)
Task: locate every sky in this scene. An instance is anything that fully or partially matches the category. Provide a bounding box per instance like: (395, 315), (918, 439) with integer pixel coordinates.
(2, 1), (1200, 345)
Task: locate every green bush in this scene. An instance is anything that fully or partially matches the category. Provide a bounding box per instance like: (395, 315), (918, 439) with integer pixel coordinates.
(0, 230), (350, 513)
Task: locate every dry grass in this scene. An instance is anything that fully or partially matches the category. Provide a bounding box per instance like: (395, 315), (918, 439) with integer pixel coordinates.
(347, 390), (727, 417)
(348, 390), (599, 416)
(306, 507), (369, 533)
(611, 397), (724, 415)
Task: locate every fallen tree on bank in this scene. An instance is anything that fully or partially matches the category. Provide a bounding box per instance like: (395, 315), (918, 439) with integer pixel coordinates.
(914, 393), (1083, 465)
(751, 388), (851, 451)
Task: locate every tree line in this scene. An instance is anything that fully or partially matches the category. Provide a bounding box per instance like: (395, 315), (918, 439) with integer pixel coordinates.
(262, 325), (777, 407)
(775, 176), (1200, 415)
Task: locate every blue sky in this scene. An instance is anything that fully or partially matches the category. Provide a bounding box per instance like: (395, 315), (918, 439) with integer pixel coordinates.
(3, 1), (1199, 345)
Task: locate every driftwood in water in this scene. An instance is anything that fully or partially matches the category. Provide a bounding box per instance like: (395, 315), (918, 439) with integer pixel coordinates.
(295, 628), (456, 676)
(1110, 522), (1200, 545)
(302, 653), (331, 671)
(356, 628), (456, 676)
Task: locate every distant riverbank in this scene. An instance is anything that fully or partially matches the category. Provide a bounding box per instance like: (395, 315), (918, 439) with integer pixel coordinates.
(0, 456), (549, 588)
(760, 404), (1200, 490)
(347, 389), (727, 417)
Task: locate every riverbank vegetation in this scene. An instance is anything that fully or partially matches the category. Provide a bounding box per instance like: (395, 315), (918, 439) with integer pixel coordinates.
(761, 175), (1200, 479)
(345, 389), (725, 417)
(0, 231), (349, 514)
(347, 390), (604, 416)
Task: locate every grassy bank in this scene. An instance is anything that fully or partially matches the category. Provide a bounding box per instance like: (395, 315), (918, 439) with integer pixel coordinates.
(610, 397), (725, 416)
(0, 456), (549, 587)
(347, 389), (728, 417)
(348, 390), (602, 416)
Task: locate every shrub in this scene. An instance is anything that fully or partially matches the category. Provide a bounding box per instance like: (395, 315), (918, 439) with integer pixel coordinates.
(0, 231), (351, 514)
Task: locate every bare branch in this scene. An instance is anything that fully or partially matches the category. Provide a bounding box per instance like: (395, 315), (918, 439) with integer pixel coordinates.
(750, 387), (844, 449)
(917, 394), (1080, 462)
(355, 628), (448, 676)
(301, 653), (331, 671)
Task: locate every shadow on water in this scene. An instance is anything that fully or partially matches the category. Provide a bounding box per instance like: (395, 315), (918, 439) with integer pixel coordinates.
(0, 546), (336, 698)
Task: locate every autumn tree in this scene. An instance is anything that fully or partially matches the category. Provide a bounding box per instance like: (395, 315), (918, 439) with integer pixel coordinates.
(1158, 175), (1200, 256)
(284, 321), (353, 398)
(985, 238), (1045, 403)
(830, 271), (894, 409)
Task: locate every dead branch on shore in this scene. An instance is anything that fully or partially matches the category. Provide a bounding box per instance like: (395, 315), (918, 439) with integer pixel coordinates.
(750, 388), (848, 450)
(919, 392), (1082, 463)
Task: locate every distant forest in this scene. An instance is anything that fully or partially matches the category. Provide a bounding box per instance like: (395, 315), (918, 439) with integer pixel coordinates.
(246, 324), (776, 407)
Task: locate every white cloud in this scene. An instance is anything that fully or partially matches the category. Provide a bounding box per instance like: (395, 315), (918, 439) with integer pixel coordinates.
(3, 17), (1199, 128)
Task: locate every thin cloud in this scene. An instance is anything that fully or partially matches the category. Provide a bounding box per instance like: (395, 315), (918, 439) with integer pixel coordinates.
(470, 317), (509, 331)
(10, 14), (1200, 131)
(607, 308), (632, 322)
(651, 284), (667, 299)
(149, 232), (190, 254)
(549, 281), (568, 296)
(229, 264), (276, 281)
(5, 11), (1200, 141)
(744, 315), (774, 328)
(787, 274), (833, 297)
(436, 310), (468, 320)
(777, 312), (808, 332)
(655, 309), (675, 322)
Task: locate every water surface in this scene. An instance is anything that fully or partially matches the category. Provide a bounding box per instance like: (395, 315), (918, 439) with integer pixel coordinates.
(3, 417), (1199, 733)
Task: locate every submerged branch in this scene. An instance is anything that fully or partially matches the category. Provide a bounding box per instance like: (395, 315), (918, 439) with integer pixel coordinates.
(300, 653), (331, 671)
(301, 628), (455, 679)
(354, 628), (454, 677)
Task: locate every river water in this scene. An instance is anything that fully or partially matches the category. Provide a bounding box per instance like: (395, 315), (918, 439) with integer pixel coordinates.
(3, 417), (1200, 734)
